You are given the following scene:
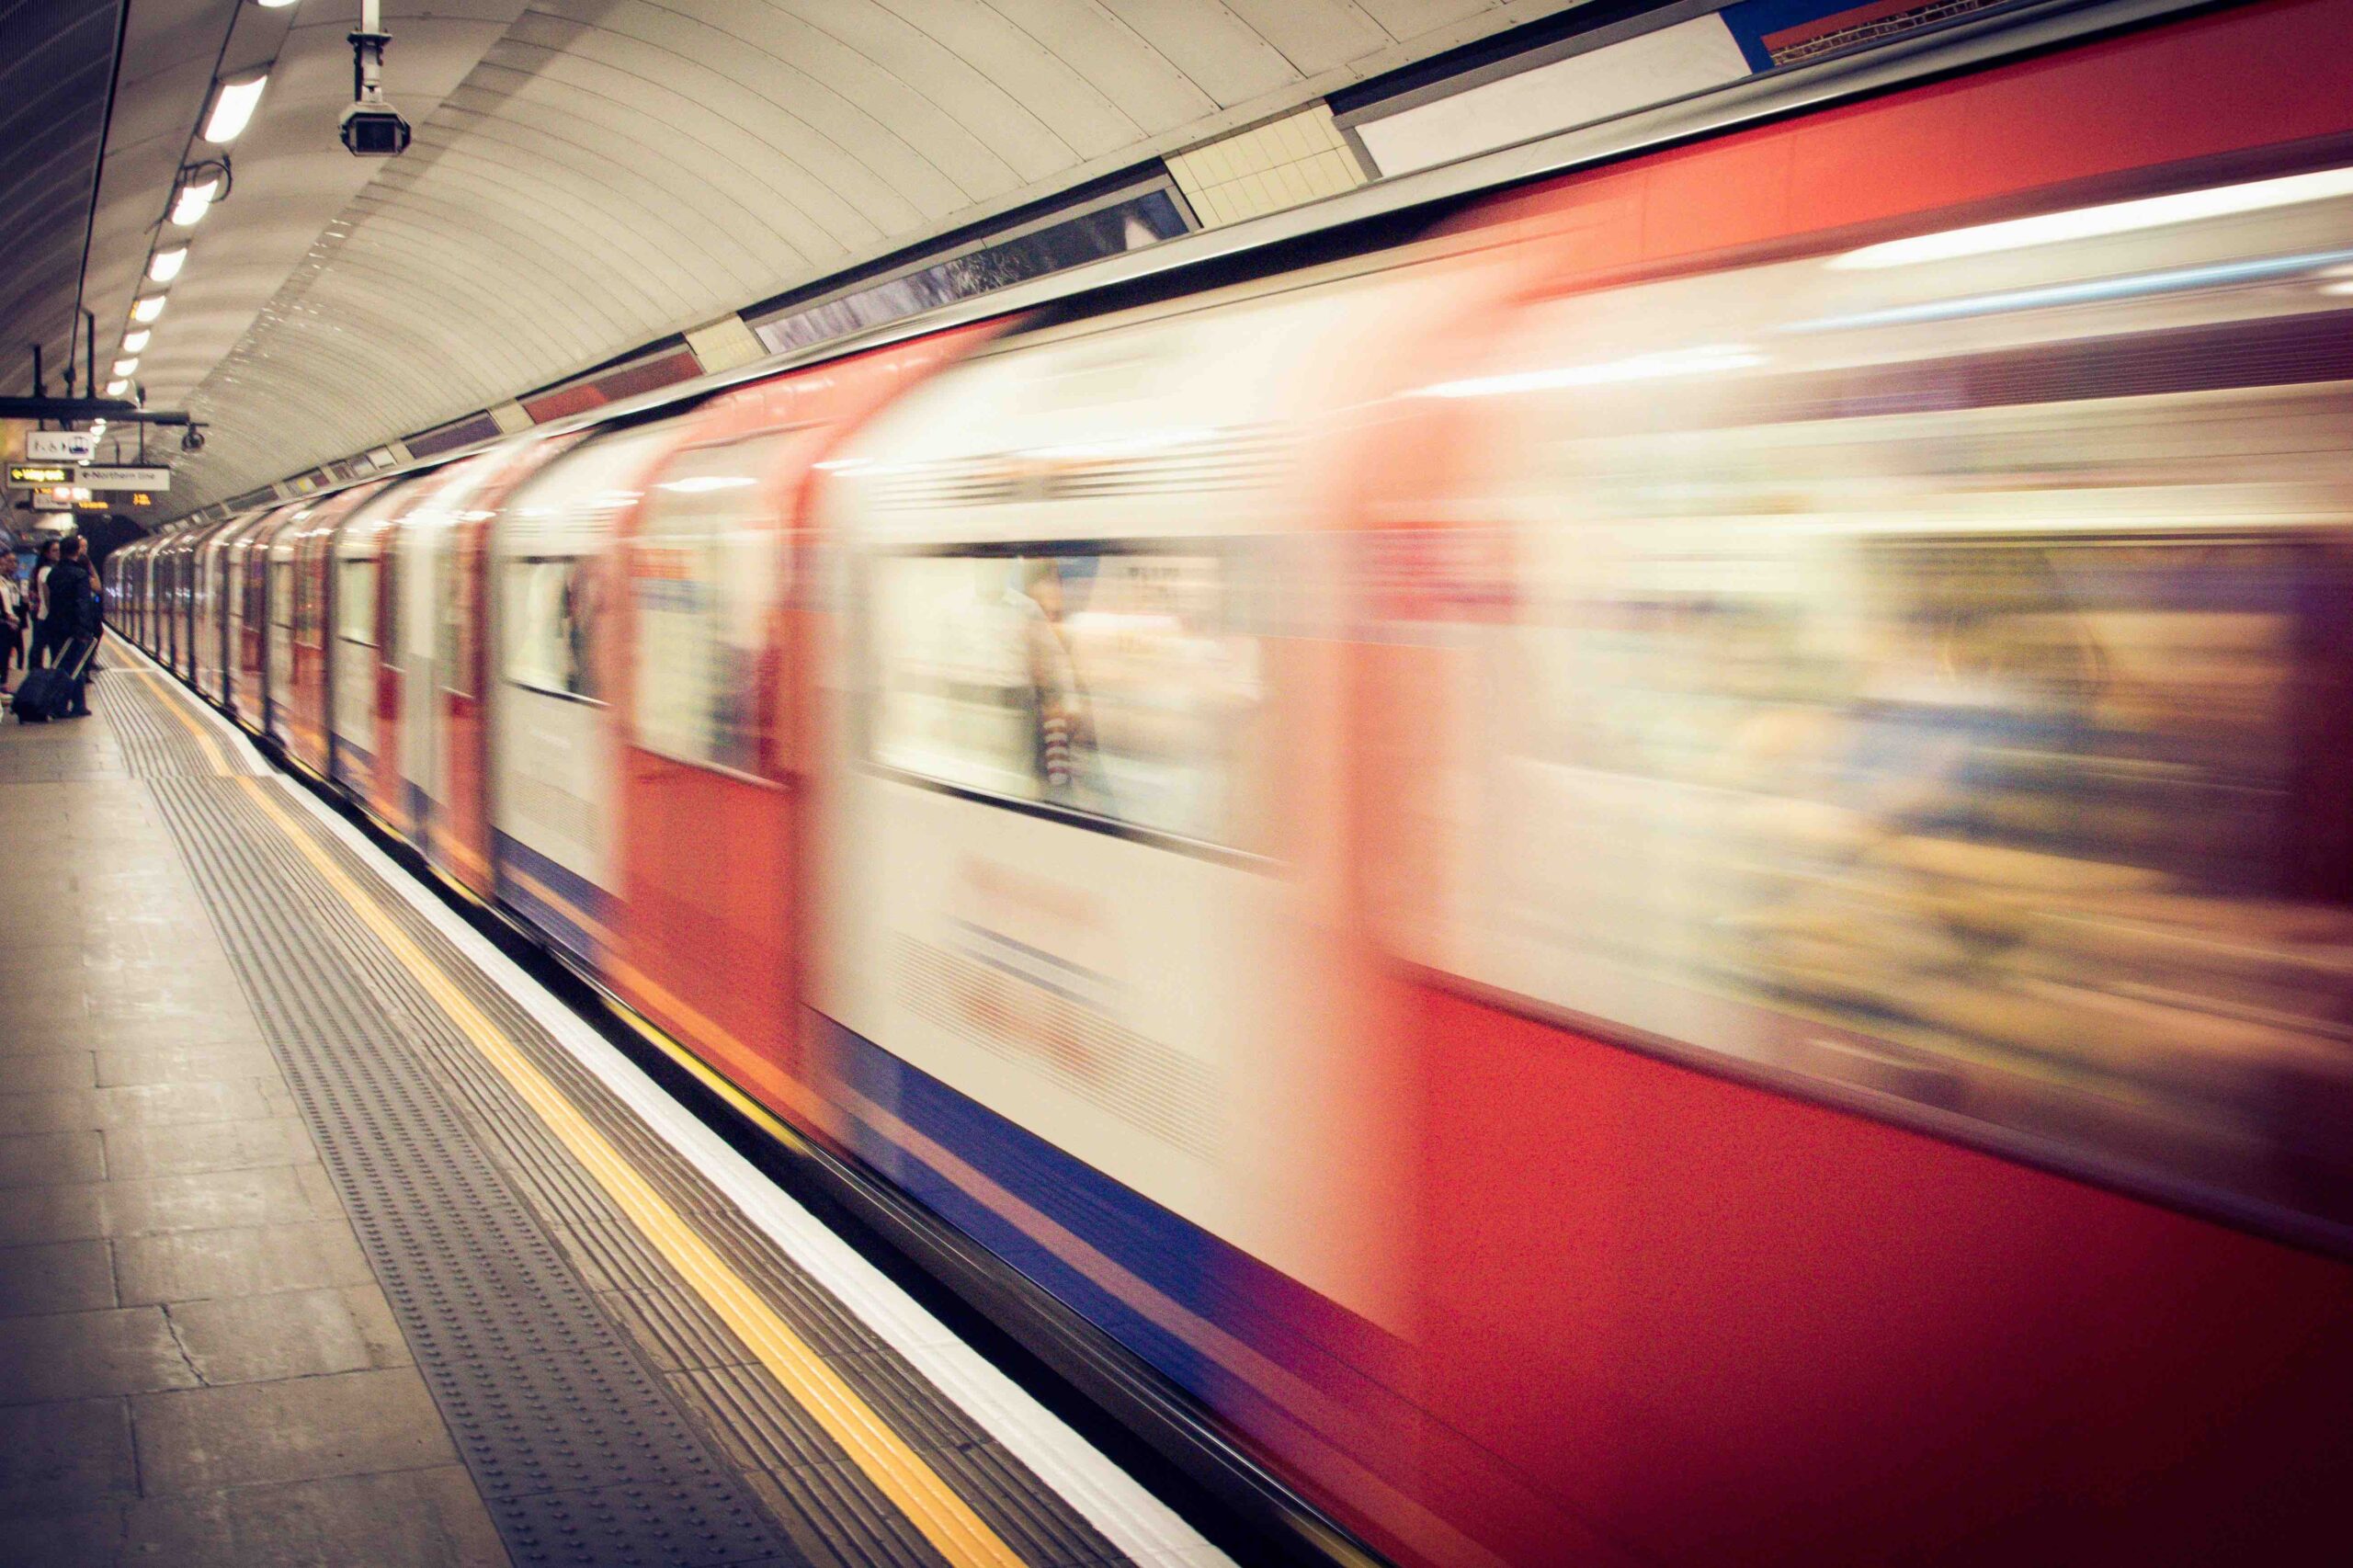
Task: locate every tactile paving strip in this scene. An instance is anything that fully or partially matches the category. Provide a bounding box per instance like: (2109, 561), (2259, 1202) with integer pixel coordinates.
(96, 660), (234, 778)
(151, 771), (796, 1568)
(108, 649), (1136, 1568)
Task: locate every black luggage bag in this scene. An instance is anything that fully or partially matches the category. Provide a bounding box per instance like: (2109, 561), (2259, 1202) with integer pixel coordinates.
(11, 639), (94, 723)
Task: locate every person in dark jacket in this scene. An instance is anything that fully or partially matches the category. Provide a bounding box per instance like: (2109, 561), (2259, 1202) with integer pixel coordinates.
(44, 538), (98, 718)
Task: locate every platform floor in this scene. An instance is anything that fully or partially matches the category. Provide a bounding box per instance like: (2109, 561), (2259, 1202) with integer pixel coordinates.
(0, 653), (1218, 1568)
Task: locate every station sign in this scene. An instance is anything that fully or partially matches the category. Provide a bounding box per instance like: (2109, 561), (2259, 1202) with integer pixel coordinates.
(25, 431), (97, 462)
(7, 463), (72, 486)
(78, 464), (171, 493)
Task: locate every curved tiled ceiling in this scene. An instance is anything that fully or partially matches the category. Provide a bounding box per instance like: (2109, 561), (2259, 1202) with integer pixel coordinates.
(26, 1), (1576, 514)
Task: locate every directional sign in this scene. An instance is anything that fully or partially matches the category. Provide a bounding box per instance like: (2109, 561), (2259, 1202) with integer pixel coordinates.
(78, 464), (170, 493)
(7, 463), (71, 486)
(25, 431), (97, 462)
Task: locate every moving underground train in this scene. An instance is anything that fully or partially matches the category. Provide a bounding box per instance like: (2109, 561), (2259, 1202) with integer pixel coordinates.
(112, 1), (2353, 1561)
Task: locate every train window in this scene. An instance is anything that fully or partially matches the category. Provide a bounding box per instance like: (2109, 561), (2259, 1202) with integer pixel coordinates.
(337, 559), (378, 647)
(270, 560), (294, 630)
(867, 547), (1262, 848)
(1383, 161), (2353, 1228)
(630, 435), (792, 779)
(494, 420), (682, 708)
(503, 555), (603, 703)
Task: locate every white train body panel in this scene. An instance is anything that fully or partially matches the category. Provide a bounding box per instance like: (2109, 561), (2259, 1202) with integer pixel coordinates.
(265, 517), (302, 745)
(330, 494), (402, 779)
(487, 422), (679, 952)
(813, 273), (1430, 1325)
(393, 463), (482, 832)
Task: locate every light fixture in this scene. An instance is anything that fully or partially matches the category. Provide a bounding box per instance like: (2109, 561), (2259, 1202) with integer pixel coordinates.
(1831, 164), (2353, 269)
(122, 329), (150, 353)
(106, 380), (130, 396)
(149, 246), (188, 283)
(204, 75), (268, 143)
(170, 173), (222, 226)
(112, 358), (139, 377)
(256, 0), (299, 6)
(131, 296), (165, 324)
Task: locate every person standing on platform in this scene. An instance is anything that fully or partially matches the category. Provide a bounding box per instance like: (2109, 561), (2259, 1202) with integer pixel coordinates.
(0, 557), (23, 691)
(28, 540), (62, 670)
(45, 539), (98, 719)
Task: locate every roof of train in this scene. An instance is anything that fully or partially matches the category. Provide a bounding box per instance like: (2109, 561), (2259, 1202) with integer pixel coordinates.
(153, 0), (2193, 535)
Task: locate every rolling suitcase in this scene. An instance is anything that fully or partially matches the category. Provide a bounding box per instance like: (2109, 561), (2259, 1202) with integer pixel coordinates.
(11, 639), (94, 723)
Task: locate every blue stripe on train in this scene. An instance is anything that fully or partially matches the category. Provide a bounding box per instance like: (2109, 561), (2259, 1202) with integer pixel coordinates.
(815, 1016), (1389, 1412)
(491, 829), (608, 965)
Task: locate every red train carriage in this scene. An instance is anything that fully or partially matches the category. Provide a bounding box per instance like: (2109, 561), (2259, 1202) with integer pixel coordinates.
(118, 3), (2353, 1562)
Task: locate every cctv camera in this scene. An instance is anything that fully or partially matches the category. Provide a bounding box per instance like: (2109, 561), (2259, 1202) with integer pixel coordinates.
(340, 101), (411, 157)
(180, 426), (206, 453)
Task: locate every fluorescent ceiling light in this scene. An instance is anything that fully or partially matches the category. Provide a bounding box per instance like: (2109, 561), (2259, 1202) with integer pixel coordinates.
(203, 75), (268, 143)
(1832, 164), (2353, 269)
(255, 0), (299, 6)
(112, 358), (139, 376)
(122, 329), (150, 353)
(149, 246), (188, 283)
(132, 296), (166, 323)
(106, 380), (130, 396)
(1417, 344), (1764, 399)
(170, 175), (221, 226)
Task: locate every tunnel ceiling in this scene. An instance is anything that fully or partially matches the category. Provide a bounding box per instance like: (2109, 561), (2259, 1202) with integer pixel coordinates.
(4, 0), (1578, 514)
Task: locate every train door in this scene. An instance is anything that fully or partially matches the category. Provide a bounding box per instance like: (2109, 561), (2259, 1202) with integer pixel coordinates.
(432, 437), (573, 901)
(327, 483), (410, 802)
(485, 420), (685, 962)
(264, 506), (313, 748)
(610, 327), (989, 1127)
(236, 507), (293, 731)
(193, 520), (232, 702)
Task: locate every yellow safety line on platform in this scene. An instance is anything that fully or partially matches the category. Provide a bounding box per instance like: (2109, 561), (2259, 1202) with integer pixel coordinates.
(135, 668), (1031, 1568)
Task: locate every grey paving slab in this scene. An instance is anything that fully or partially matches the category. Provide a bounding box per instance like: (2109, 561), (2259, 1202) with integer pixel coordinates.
(94, 1040), (281, 1086)
(0, 1078), (278, 1136)
(168, 1284), (414, 1385)
(3, 959), (91, 1009)
(0, 1049), (97, 1091)
(0, 1305), (200, 1403)
(117, 1463), (511, 1568)
(0, 1178), (108, 1246)
(0, 1165), (344, 1246)
(0, 982), (87, 1026)
(0, 1238), (116, 1318)
(101, 1115), (318, 1179)
(72, 1006), (270, 1052)
(131, 1367), (461, 1494)
(0, 1396), (138, 1516)
(0, 1129), (107, 1188)
(113, 1217), (375, 1305)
